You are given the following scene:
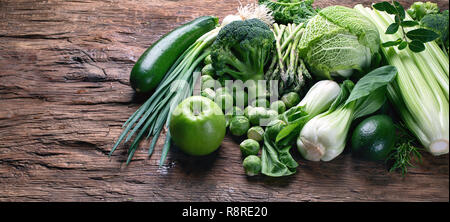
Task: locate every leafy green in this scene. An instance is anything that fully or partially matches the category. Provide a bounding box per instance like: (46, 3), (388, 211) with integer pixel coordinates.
(298, 5), (380, 79)
(261, 122), (297, 177)
(258, 0), (318, 24)
(211, 19), (275, 81)
(373, 1), (441, 53)
(297, 66), (397, 161)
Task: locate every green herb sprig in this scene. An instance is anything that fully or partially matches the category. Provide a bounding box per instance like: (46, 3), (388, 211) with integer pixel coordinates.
(386, 123), (423, 177)
(373, 1), (440, 52)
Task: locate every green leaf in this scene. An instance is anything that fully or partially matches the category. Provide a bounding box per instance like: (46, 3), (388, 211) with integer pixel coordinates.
(398, 41), (408, 50)
(408, 40), (426, 52)
(401, 20), (419, 27)
(394, 15), (401, 24)
(275, 116), (309, 145)
(406, 28), (440, 42)
(345, 65), (397, 106)
(382, 38), (402, 47)
(328, 80), (354, 112)
(373, 2), (397, 14)
(393, 1), (405, 20)
(261, 133), (296, 177)
(386, 23), (400, 34)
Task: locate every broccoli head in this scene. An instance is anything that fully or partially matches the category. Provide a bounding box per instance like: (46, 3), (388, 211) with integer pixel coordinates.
(211, 19), (275, 81)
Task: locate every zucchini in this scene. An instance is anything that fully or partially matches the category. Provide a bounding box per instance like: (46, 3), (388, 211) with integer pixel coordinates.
(130, 16), (218, 94)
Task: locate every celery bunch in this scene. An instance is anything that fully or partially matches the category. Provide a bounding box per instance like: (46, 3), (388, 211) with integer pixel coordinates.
(355, 5), (449, 156)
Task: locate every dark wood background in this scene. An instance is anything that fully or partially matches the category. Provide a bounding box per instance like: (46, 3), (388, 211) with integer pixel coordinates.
(0, 0), (448, 202)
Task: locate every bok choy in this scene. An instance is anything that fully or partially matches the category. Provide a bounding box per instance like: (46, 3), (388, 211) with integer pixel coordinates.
(297, 66), (397, 161)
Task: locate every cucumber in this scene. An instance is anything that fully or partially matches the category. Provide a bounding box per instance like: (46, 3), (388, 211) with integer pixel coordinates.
(351, 115), (396, 161)
(130, 16), (218, 94)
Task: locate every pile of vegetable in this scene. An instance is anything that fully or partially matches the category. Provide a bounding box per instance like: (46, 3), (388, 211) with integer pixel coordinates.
(110, 0), (449, 178)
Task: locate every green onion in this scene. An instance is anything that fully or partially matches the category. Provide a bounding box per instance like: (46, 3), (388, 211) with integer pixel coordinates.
(110, 28), (220, 166)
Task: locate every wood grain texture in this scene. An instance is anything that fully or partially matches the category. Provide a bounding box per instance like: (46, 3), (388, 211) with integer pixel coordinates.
(0, 0), (448, 202)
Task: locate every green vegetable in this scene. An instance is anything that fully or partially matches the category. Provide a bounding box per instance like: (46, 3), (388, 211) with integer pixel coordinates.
(211, 19), (275, 81)
(372, 1), (440, 53)
(407, 1), (440, 21)
(258, 0), (317, 24)
(275, 80), (341, 147)
(244, 106), (253, 119)
(420, 10), (449, 55)
(261, 120), (298, 177)
(248, 107), (269, 126)
(243, 155), (262, 176)
(130, 16), (218, 94)
(240, 139), (261, 156)
(251, 98), (269, 108)
(351, 115), (396, 161)
(270, 100), (286, 113)
(266, 109), (279, 121)
(298, 6), (380, 79)
(387, 124), (423, 177)
(110, 20), (221, 165)
(265, 22), (312, 95)
(204, 54), (213, 64)
(247, 126), (265, 142)
(201, 75), (215, 90)
(356, 5), (449, 156)
(201, 88), (216, 100)
(201, 64), (216, 76)
(297, 66), (397, 161)
(214, 92), (234, 112)
(229, 116), (251, 136)
(169, 96), (226, 156)
(215, 87), (231, 96)
(281, 92), (300, 109)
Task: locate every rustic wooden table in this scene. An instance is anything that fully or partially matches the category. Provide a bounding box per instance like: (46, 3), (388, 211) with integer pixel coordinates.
(0, 0), (448, 202)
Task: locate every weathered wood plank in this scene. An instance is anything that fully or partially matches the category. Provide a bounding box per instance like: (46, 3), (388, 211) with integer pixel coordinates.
(0, 0), (448, 202)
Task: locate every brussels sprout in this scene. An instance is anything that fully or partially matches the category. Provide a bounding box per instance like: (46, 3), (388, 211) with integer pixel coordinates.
(247, 126), (264, 142)
(248, 107), (269, 126)
(215, 87), (231, 96)
(270, 100), (286, 114)
(225, 106), (243, 128)
(251, 98), (269, 108)
(201, 64), (215, 76)
(244, 106), (253, 119)
(214, 92), (234, 112)
(242, 155), (262, 176)
(240, 139), (260, 156)
(266, 109), (279, 121)
(201, 75), (217, 90)
(282, 92), (301, 109)
(229, 116), (251, 136)
(201, 88), (216, 101)
(204, 54), (213, 65)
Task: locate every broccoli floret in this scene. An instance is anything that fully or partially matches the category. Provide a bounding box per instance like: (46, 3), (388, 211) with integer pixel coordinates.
(258, 0), (318, 24)
(407, 1), (440, 21)
(210, 19), (275, 81)
(421, 10), (449, 54)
